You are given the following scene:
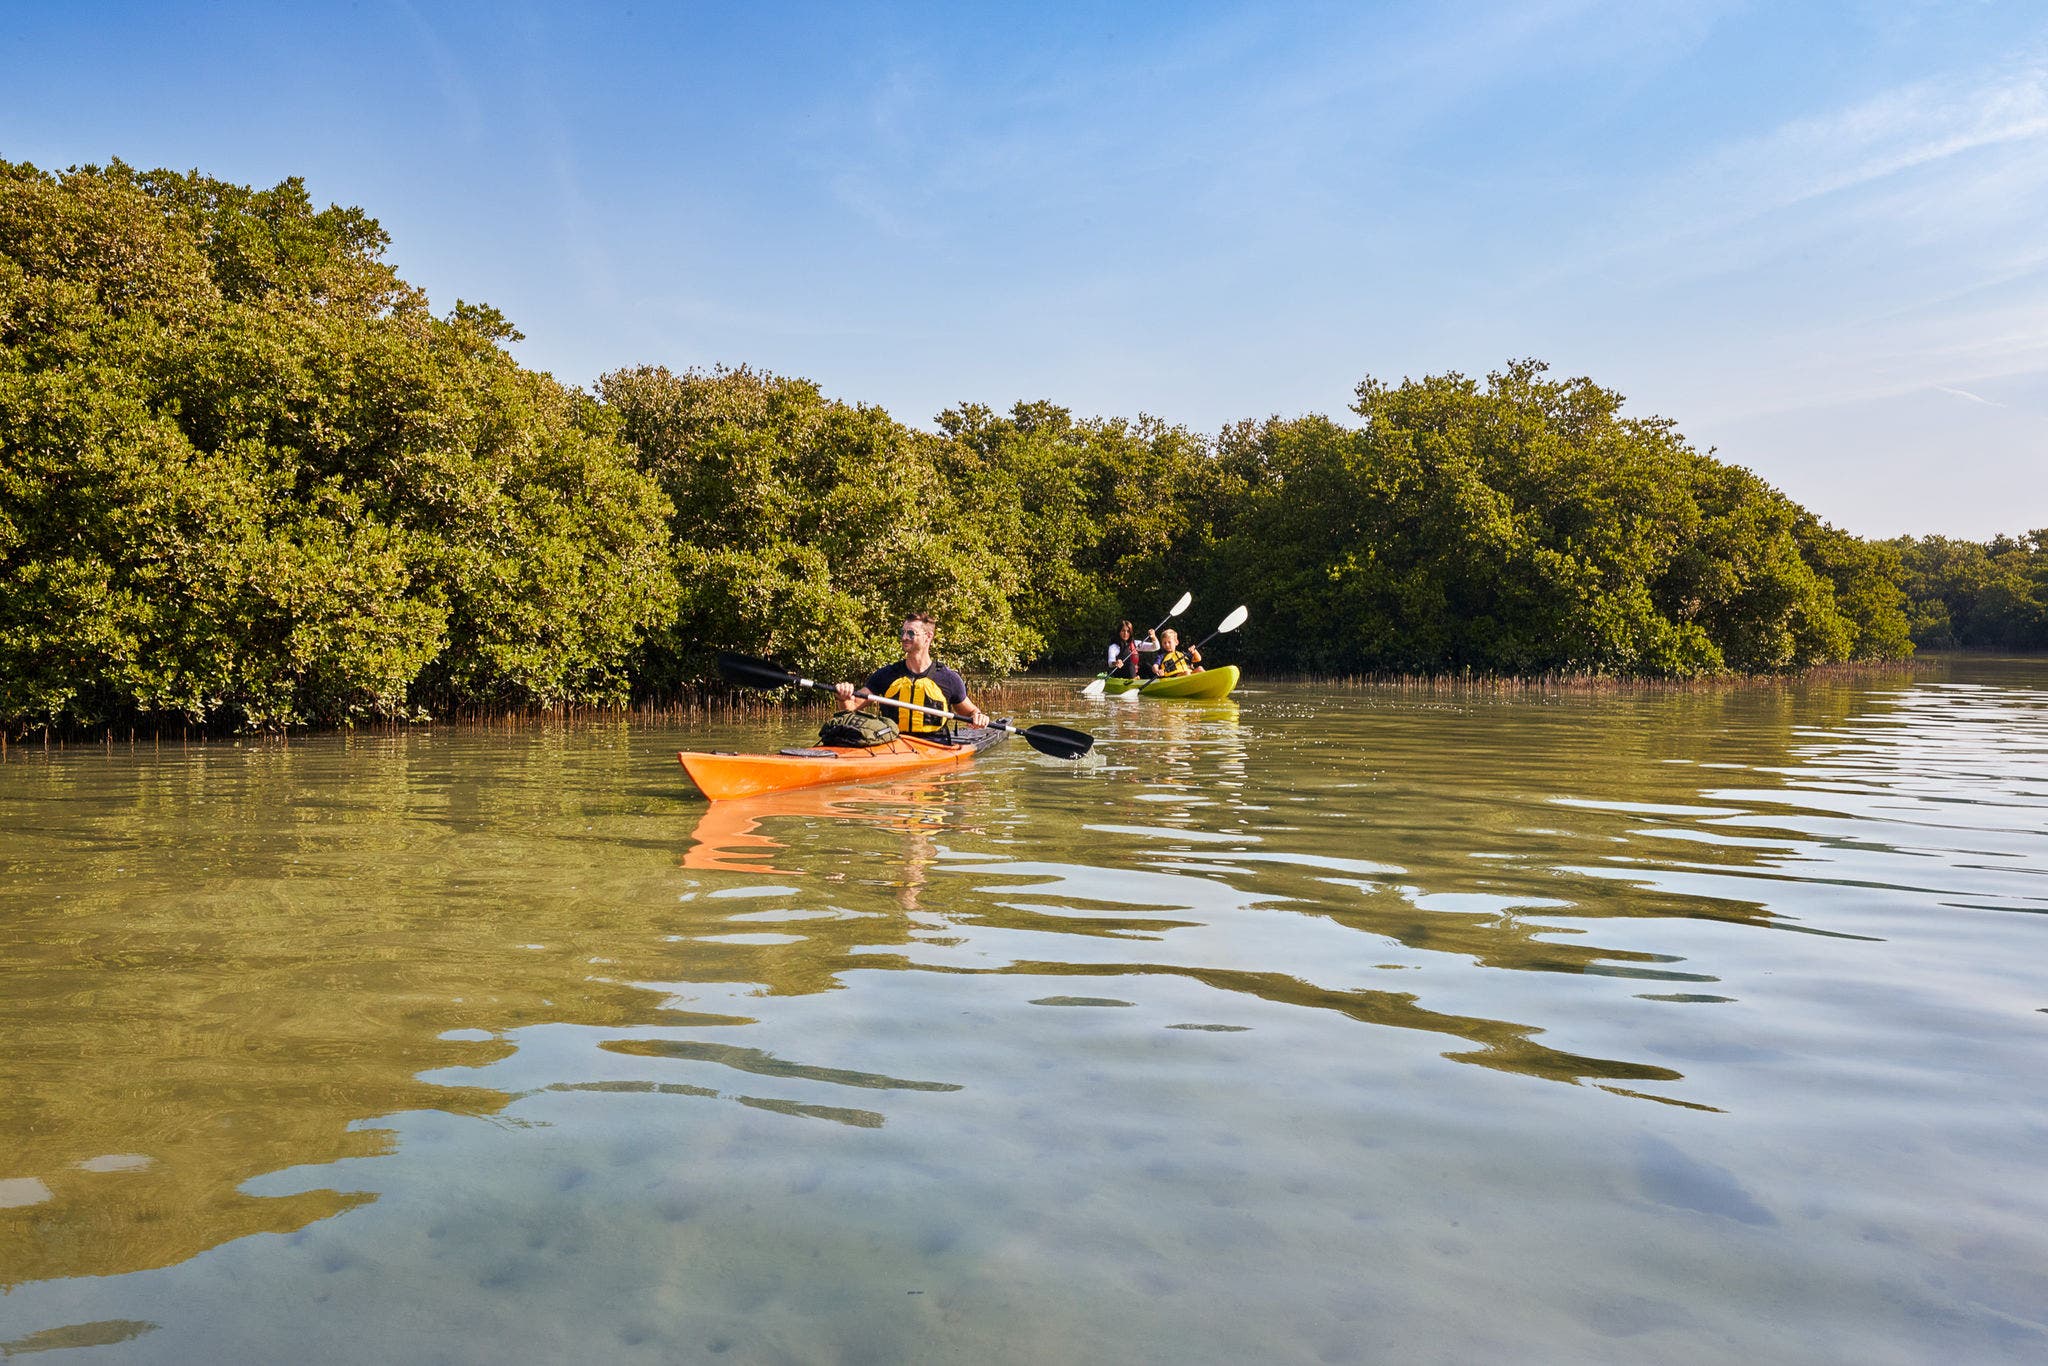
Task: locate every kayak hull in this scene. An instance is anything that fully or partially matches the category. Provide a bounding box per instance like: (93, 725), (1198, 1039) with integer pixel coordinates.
(1100, 664), (1239, 700)
(679, 727), (1009, 801)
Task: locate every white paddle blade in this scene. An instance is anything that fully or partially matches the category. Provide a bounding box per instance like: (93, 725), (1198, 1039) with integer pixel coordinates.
(1168, 591), (1193, 618)
(1215, 604), (1249, 634)
(1080, 675), (1108, 697)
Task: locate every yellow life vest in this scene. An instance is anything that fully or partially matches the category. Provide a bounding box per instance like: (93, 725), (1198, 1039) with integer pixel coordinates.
(882, 672), (953, 733)
(1155, 649), (1191, 677)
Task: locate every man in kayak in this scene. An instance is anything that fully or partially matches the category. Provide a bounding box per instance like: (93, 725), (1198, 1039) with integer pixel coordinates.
(1147, 627), (1203, 679)
(836, 612), (992, 735)
(1106, 619), (1159, 680)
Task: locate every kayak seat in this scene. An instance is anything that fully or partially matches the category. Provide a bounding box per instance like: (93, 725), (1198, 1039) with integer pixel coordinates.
(778, 747), (841, 758)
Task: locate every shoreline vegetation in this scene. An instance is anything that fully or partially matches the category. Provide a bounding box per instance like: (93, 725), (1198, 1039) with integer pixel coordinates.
(5, 160), (2046, 738)
(5, 658), (1997, 758)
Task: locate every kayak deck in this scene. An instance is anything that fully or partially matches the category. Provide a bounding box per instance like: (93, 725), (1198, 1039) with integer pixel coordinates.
(679, 726), (1009, 801)
(1101, 664), (1240, 699)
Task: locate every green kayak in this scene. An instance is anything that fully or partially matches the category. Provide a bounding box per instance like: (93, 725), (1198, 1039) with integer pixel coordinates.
(1099, 665), (1239, 699)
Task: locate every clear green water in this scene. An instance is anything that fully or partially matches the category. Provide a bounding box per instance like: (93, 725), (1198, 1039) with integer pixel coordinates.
(3, 664), (2045, 1363)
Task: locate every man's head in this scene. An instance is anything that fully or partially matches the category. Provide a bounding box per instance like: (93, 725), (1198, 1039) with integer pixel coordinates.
(900, 612), (937, 659)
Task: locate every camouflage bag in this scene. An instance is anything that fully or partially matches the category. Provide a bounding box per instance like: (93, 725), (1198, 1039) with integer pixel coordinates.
(818, 709), (899, 747)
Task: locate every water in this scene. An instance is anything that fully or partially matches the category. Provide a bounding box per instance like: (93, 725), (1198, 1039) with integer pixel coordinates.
(3, 662), (2045, 1363)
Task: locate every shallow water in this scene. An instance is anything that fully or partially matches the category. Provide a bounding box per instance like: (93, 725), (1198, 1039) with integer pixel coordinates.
(3, 662), (2046, 1363)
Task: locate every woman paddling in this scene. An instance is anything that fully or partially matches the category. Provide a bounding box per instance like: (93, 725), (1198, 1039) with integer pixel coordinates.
(1106, 619), (1158, 680)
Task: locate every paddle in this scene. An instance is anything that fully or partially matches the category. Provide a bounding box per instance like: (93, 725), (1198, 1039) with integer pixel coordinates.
(1082, 591), (1192, 696)
(1188, 604), (1249, 653)
(717, 652), (1094, 760)
(1131, 604), (1249, 692)
(1149, 590), (1194, 637)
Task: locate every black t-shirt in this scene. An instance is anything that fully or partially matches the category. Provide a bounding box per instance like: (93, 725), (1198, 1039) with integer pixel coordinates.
(863, 660), (967, 732)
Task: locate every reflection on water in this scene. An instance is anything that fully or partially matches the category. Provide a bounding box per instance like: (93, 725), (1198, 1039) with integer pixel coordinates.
(3, 664), (2046, 1361)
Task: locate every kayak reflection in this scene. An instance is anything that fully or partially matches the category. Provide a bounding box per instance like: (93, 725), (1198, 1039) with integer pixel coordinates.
(682, 779), (963, 914)
(1094, 697), (1245, 790)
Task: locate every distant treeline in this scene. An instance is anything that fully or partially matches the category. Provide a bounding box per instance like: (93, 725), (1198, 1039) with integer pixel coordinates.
(0, 161), (2026, 732)
(1889, 534), (2048, 652)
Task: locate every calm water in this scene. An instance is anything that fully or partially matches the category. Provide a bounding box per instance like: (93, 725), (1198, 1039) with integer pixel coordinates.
(3, 663), (2045, 1363)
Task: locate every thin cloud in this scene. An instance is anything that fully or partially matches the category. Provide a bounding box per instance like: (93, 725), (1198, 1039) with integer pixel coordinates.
(1720, 67), (2048, 214)
(1620, 54), (2048, 264)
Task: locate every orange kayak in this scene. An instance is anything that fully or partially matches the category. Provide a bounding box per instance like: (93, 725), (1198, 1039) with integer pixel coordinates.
(678, 727), (1009, 801)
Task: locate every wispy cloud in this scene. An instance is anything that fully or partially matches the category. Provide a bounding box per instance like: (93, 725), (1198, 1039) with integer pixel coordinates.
(814, 1), (1726, 256)
(1519, 40), (2048, 429)
(1705, 61), (2048, 218)
(1600, 51), (2048, 280)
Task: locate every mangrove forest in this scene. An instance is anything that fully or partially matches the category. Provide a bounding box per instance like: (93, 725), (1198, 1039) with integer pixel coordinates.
(3, 159), (2041, 733)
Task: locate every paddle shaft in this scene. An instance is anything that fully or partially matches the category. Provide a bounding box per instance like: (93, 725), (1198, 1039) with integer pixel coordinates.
(717, 651), (1092, 758)
(1189, 605), (1250, 653)
(1132, 607), (1247, 685)
(1147, 590), (1193, 637)
(777, 670), (999, 731)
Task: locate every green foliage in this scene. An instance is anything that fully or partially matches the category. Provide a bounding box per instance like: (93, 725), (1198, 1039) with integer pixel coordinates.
(1793, 517), (1913, 661)
(600, 365), (1030, 685)
(933, 400), (1217, 662)
(1891, 532), (2048, 651)
(1201, 362), (1906, 677)
(0, 159), (672, 731)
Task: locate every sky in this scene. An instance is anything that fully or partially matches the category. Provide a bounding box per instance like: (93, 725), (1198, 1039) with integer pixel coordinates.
(4, 0), (2045, 539)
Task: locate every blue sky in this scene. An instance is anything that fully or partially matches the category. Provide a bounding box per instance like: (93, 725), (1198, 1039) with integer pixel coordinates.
(6, 1), (2044, 538)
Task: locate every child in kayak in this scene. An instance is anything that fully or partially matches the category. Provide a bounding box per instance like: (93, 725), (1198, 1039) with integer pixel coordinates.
(1148, 627), (1203, 678)
(1106, 619), (1158, 679)
(836, 612), (991, 734)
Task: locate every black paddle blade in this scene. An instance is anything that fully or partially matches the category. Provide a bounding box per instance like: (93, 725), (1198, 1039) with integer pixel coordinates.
(1019, 722), (1093, 760)
(716, 651), (799, 689)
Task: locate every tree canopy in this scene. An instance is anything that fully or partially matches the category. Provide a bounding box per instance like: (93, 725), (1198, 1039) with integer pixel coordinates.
(1, 159), (674, 730)
(1, 159), (1948, 735)
(1195, 364), (1907, 676)
(1891, 532), (2048, 651)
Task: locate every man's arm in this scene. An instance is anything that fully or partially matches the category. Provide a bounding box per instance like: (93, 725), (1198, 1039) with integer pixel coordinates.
(942, 669), (989, 727)
(835, 666), (887, 709)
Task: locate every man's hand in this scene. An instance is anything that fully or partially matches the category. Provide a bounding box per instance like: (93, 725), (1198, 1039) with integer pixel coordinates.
(835, 681), (861, 707)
